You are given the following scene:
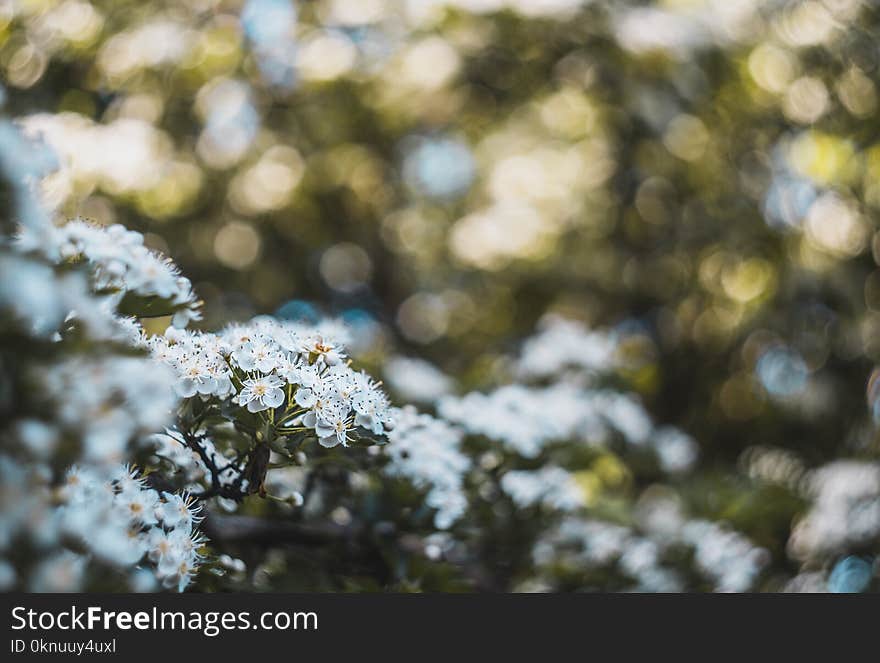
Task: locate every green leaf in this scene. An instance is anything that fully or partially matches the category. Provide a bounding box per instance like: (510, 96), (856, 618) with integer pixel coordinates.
(116, 292), (181, 318)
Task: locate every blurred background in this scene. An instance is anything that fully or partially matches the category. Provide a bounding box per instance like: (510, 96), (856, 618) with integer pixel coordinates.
(4, 0), (880, 590)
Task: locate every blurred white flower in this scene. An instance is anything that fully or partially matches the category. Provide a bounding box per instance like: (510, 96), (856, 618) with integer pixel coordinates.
(384, 356), (453, 404)
(384, 406), (470, 529)
(501, 467), (584, 511)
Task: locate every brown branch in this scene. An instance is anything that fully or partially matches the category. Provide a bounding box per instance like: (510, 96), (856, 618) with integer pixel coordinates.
(178, 429), (249, 501)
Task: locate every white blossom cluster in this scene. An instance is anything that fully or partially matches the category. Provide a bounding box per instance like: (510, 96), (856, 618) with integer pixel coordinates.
(383, 406), (470, 529)
(680, 520), (769, 593)
(439, 384), (599, 458)
(787, 460), (880, 561)
(149, 316), (394, 448)
(533, 519), (632, 569)
(0, 119), (128, 341)
(438, 316), (698, 472)
(0, 114), (207, 591)
(500, 467), (584, 512)
(0, 458), (204, 592)
(0, 253), (120, 339)
(515, 315), (618, 379)
(2, 117), (178, 458)
(532, 514), (768, 593)
(0, 116), (57, 240)
(438, 383), (696, 471)
(55, 220), (202, 328)
(56, 465), (206, 592)
(531, 518), (683, 592)
(37, 356), (178, 466)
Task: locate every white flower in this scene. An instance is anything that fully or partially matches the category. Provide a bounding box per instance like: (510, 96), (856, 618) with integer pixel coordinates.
(167, 527), (207, 560)
(236, 375), (285, 412)
(148, 316), (394, 442)
(206, 364), (235, 397)
(501, 467), (584, 511)
(301, 334), (345, 366)
(292, 365), (323, 407)
(41, 356), (178, 467)
(276, 353), (302, 382)
(352, 385), (392, 435)
(319, 417), (353, 448)
(91, 521), (147, 566)
(516, 314), (618, 379)
(384, 406), (470, 529)
(233, 339), (279, 373)
(52, 220), (202, 327)
(174, 355), (218, 398)
(112, 464), (148, 496)
(681, 520), (768, 592)
(59, 465), (102, 503)
(55, 465), (208, 590)
(652, 427), (699, 473)
(147, 528), (175, 563)
(0, 121), (213, 592)
(118, 487), (160, 526)
(304, 398), (352, 447)
(157, 492), (203, 530)
(157, 550), (198, 593)
(788, 461), (880, 561)
(29, 552), (87, 592)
